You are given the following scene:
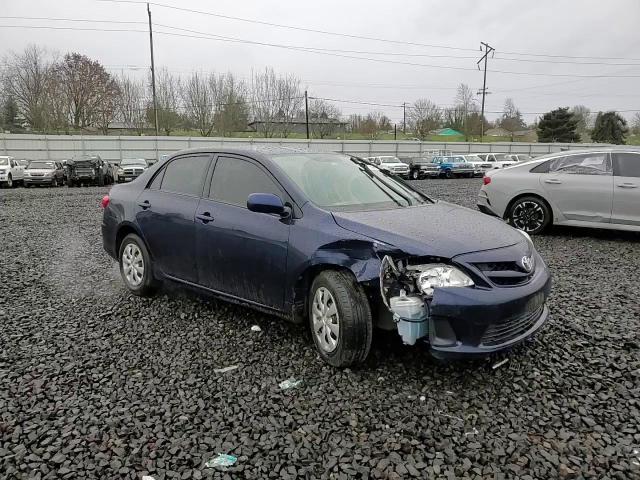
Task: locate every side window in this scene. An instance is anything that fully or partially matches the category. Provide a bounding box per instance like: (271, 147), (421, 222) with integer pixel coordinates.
(209, 157), (283, 207)
(148, 168), (165, 190)
(613, 153), (640, 178)
(530, 161), (550, 173)
(549, 153), (611, 175)
(160, 155), (210, 196)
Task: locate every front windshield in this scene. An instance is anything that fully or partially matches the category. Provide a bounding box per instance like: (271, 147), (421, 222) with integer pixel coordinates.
(28, 161), (55, 169)
(270, 153), (431, 212)
(0, 158), (8, 166)
(121, 158), (147, 166)
(380, 157), (400, 164)
(466, 155), (481, 162)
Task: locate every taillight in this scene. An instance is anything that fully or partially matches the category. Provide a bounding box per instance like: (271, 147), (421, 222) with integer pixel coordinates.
(101, 195), (110, 209)
(483, 176), (492, 185)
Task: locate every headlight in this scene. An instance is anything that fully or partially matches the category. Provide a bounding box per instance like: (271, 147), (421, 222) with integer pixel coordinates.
(415, 264), (474, 296)
(44, 171), (54, 177)
(24, 171), (31, 176)
(117, 168), (124, 174)
(516, 228), (533, 245)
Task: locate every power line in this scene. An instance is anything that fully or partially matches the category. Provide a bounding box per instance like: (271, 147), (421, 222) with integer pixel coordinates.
(0, 15), (146, 24)
(94, 0), (640, 63)
(95, 0), (480, 52)
(4, 21), (640, 79)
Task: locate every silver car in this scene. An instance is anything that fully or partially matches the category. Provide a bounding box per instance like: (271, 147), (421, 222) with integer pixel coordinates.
(477, 148), (640, 234)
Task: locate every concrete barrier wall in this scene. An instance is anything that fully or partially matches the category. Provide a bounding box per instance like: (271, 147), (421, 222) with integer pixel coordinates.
(0, 133), (615, 163)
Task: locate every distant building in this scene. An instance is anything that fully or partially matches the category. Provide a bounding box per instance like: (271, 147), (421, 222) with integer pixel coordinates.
(485, 127), (510, 137)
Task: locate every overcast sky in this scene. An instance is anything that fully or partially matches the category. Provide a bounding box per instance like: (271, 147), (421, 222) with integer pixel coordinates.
(2, 0), (639, 124)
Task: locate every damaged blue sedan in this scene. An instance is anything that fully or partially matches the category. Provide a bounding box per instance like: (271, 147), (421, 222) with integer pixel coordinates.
(101, 147), (551, 367)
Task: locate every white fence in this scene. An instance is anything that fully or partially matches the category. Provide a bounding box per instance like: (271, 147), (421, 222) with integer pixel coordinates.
(0, 133), (615, 163)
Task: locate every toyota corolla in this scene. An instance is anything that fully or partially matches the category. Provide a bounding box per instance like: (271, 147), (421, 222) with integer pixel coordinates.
(101, 147), (552, 367)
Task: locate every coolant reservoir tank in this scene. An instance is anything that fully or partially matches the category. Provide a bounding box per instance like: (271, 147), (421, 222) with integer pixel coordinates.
(389, 291), (428, 345)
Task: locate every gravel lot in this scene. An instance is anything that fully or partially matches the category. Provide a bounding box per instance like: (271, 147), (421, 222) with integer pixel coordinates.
(1, 179), (639, 480)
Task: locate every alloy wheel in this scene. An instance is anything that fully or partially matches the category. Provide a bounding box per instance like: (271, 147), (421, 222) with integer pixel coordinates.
(512, 201), (545, 233)
(122, 243), (145, 287)
(311, 287), (340, 353)
(6, 176), (12, 188)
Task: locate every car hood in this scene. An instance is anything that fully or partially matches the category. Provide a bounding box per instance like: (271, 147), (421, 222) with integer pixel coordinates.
(381, 163), (408, 168)
(26, 169), (55, 174)
(332, 201), (524, 258)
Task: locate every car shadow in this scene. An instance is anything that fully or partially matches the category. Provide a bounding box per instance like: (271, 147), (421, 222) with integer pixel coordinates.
(546, 225), (640, 242)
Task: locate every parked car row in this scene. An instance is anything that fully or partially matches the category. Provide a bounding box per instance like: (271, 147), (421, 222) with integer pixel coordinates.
(0, 155), (149, 188)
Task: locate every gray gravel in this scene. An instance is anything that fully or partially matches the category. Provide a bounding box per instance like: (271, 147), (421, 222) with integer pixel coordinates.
(1, 181), (639, 480)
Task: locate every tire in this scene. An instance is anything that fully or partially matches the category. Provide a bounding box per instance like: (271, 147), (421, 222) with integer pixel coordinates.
(309, 270), (372, 367)
(444, 169), (453, 179)
(97, 173), (105, 187)
(67, 178), (74, 187)
(118, 233), (159, 296)
(506, 196), (551, 235)
(6, 175), (13, 188)
(410, 169), (420, 180)
(52, 177), (58, 187)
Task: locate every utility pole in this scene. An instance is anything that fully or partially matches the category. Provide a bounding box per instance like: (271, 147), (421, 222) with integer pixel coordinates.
(147, 3), (159, 136)
(402, 102), (407, 134)
(394, 123), (397, 140)
(304, 90), (310, 139)
(477, 42), (494, 142)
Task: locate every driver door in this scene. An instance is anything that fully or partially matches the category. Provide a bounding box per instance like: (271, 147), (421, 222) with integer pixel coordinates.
(540, 152), (613, 224)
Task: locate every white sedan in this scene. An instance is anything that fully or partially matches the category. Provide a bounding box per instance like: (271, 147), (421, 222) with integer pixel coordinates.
(477, 149), (640, 234)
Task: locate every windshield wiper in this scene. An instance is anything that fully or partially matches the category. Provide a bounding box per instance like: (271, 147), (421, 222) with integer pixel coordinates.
(350, 157), (413, 206)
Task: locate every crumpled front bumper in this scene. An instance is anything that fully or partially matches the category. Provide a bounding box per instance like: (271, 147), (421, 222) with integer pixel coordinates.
(427, 261), (552, 359)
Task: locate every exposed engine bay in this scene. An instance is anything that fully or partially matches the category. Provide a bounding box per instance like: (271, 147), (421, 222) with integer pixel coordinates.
(379, 255), (474, 345)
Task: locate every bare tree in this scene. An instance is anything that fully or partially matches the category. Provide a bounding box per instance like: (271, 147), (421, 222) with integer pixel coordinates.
(455, 83), (477, 140)
(215, 73), (249, 136)
(275, 74), (303, 138)
(182, 72), (220, 136)
(250, 68), (302, 138)
(408, 98), (441, 139)
(500, 98), (526, 141)
(152, 68), (182, 135)
(632, 112), (640, 135)
(118, 75), (147, 134)
(308, 98), (342, 138)
(357, 111), (386, 139)
(250, 68), (280, 138)
(571, 105), (592, 141)
(54, 53), (119, 130)
(3, 45), (54, 131)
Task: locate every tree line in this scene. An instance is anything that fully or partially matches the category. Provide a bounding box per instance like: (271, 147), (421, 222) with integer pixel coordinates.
(2, 45), (638, 143)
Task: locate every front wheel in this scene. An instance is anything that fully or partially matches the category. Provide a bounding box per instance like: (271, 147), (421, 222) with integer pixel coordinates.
(507, 196), (551, 235)
(309, 270), (372, 367)
(410, 169), (420, 180)
(6, 176), (13, 188)
(118, 233), (159, 296)
(444, 169), (453, 179)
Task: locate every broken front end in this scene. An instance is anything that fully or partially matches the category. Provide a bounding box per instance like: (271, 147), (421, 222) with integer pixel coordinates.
(377, 250), (552, 358)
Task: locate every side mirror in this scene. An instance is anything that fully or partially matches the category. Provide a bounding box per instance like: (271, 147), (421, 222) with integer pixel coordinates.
(247, 193), (288, 216)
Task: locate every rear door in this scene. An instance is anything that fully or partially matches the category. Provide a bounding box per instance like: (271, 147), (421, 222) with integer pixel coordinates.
(539, 152), (613, 224)
(611, 152), (640, 227)
(195, 155), (290, 309)
(135, 154), (212, 283)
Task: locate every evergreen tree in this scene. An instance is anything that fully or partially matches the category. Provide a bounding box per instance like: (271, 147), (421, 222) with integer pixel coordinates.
(590, 111), (628, 144)
(2, 96), (19, 130)
(537, 107), (580, 143)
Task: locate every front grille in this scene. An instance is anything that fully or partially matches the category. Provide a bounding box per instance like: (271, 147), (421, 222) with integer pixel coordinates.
(481, 297), (544, 346)
(474, 261), (534, 287)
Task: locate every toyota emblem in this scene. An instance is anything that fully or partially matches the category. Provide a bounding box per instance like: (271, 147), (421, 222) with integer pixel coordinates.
(521, 256), (534, 273)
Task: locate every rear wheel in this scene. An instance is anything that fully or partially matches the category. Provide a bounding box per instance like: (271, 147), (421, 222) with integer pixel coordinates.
(118, 233), (158, 296)
(309, 270), (372, 367)
(444, 169), (453, 179)
(507, 196), (551, 235)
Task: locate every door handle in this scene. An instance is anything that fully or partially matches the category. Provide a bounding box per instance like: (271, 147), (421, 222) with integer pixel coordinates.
(617, 183), (638, 188)
(138, 200), (151, 209)
(544, 179), (562, 184)
(196, 212), (214, 223)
